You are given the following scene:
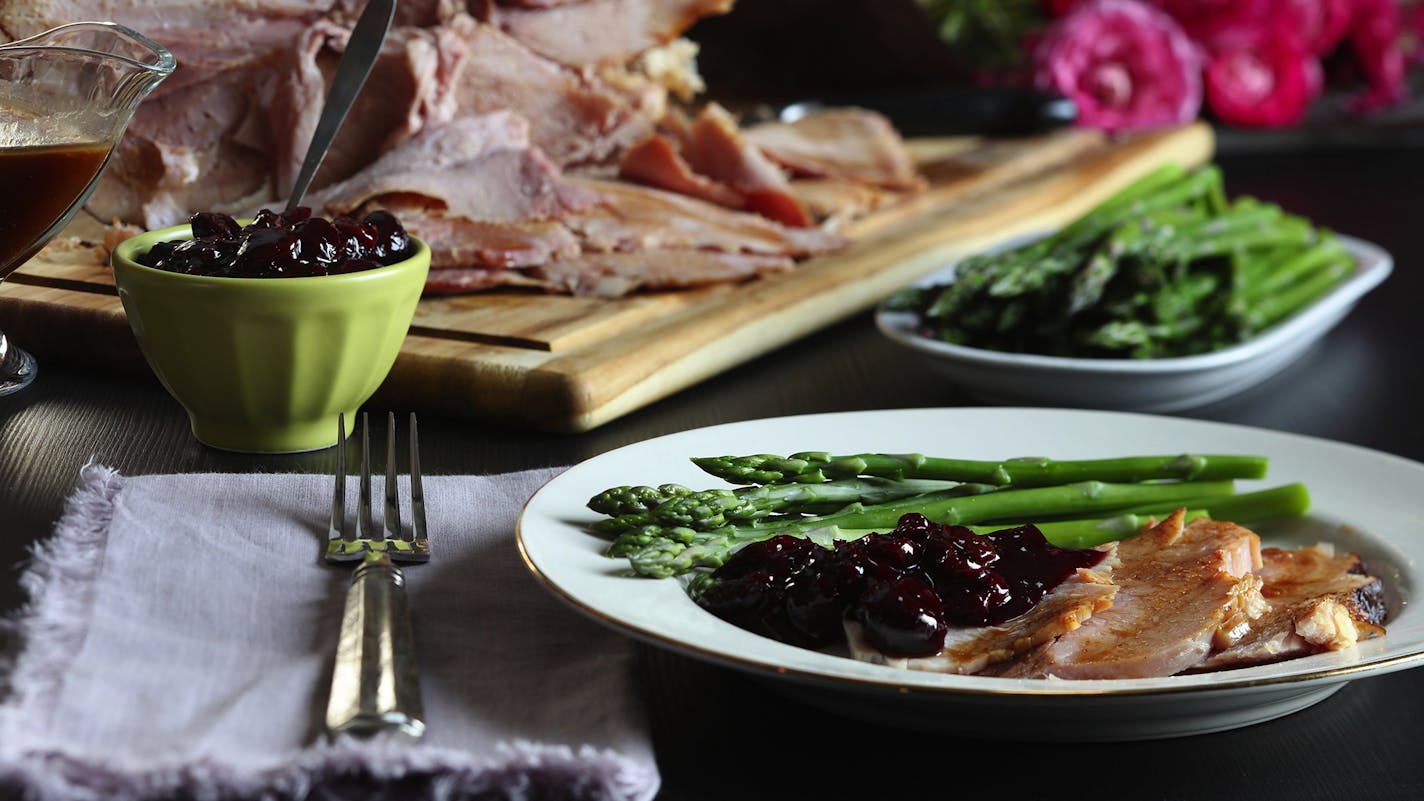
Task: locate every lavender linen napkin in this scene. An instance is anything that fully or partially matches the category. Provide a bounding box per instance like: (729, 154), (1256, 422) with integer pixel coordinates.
(0, 463), (659, 801)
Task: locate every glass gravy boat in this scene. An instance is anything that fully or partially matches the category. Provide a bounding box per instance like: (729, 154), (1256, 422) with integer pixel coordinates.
(0, 22), (174, 395)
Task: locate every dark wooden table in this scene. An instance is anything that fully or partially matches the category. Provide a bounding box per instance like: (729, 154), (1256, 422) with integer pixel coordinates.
(3, 142), (1423, 800)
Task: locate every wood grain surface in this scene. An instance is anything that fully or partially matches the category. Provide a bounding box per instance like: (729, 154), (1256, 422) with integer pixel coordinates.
(0, 123), (1213, 431)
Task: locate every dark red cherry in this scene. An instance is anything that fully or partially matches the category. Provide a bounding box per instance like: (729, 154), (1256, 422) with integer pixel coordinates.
(292, 218), (343, 265)
(363, 209), (410, 261)
(855, 574), (947, 657)
(249, 208), (289, 230)
(333, 216), (379, 260)
(714, 535), (824, 584)
(189, 211), (240, 239)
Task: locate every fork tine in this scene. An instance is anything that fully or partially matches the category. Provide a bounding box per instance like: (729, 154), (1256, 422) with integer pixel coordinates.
(409, 412), (426, 547)
(356, 412), (374, 541)
(329, 412), (347, 543)
(384, 411), (401, 541)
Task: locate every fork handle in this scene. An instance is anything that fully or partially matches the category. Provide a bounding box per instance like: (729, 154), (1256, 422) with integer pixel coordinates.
(326, 552), (426, 740)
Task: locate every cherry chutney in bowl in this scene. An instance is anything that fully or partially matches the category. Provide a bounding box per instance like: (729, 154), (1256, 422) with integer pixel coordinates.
(136, 207), (413, 279)
(111, 208), (429, 453)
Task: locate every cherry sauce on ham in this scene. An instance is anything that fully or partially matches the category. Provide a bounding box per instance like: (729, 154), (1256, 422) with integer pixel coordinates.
(137, 208), (413, 278)
(695, 513), (1107, 658)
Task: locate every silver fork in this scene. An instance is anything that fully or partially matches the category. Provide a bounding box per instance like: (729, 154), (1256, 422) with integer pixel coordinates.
(324, 411), (428, 740)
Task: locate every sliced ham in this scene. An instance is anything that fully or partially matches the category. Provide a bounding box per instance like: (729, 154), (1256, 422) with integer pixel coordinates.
(22, 0), (922, 296)
(683, 104), (812, 228)
(423, 265), (559, 294)
(618, 134), (744, 209)
(487, 0), (734, 68)
(528, 250), (795, 297)
(329, 0), (469, 27)
(293, 111), (847, 293)
(997, 512), (1268, 679)
(423, 249), (790, 297)
(566, 178), (847, 258)
(789, 178), (904, 229)
(745, 108), (927, 192)
(0, 0), (324, 95)
(1188, 545), (1387, 672)
(303, 113), (600, 224)
(267, 19), (469, 199)
(91, 72), (278, 229)
(447, 18), (661, 167)
(391, 208), (583, 271)
(500, 0), (590, 8)
(848, 543), (1120, 675)
(4, 2), (327, 226)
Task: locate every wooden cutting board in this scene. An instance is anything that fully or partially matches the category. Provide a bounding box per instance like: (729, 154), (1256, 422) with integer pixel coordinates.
(0, 122), (1213, 431)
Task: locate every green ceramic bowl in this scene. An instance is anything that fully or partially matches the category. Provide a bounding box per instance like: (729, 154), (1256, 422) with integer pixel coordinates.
(111, 223), (430, 453)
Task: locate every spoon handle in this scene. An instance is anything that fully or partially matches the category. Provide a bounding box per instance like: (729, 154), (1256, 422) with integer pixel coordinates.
(285, 0), (395, 212)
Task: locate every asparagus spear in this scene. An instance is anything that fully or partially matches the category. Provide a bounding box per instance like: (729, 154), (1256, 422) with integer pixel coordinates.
(588, 483), (693, 516)
(664, 482), (1308, 577)
(690, 452), (1267, 486)
(991, 482), (1310, 548)
(619, 478), (1237, 578)
(590, 476), (978, 534)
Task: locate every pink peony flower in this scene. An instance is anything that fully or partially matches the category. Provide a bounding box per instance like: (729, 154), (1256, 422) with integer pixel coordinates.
(1345, 0), (1408, 112)
(1204, 29), (1324, 127)
(1148, 0), (1275, 48)
(1150, 0), (1348, 53)
(1284, 0), (1354, 55)
(1033, 0), (1204, 133)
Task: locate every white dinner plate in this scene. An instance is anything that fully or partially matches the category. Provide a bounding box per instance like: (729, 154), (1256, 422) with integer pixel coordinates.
(875, 235), (1391, 412)
(516, 408), (1424, 741)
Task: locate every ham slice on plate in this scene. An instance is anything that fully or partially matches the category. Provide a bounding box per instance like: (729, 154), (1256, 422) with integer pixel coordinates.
(995, 511), (1268, 679)
(1188, 544), (1387, 671)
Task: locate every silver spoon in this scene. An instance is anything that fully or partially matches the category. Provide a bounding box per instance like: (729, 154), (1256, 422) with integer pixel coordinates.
(285, 0), (395, 212)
